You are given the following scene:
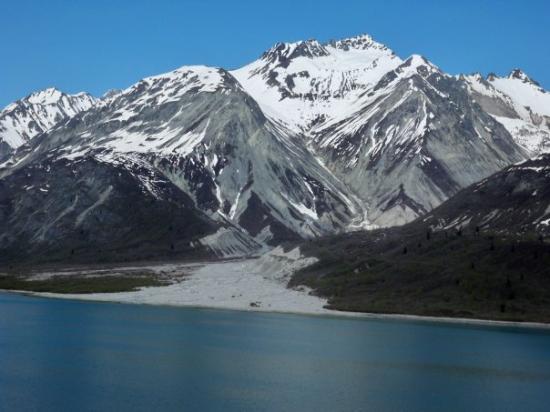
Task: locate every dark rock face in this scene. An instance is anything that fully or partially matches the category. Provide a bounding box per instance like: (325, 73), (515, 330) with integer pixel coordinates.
(238, 192), (300, 244)
(0, 140), (13, 163)
(424, 154), (550, 235)
(0, 157), (219, 264)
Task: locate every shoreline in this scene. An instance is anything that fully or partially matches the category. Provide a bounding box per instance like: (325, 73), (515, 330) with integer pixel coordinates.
(3, 251), (550, 332)
(3, 288), (550, 331)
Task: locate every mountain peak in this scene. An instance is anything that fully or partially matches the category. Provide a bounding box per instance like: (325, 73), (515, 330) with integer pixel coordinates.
(22, 88), (96, 107)
(261, 39), (329, 64)
(0, 87), (98, 154)
(101, 89), (123, 100)
(259, 33), (395, 66)
(143, 65), (233, 89)
(379, 54), (441, 86)
(400, 54), (439, 72)
(508, 68), (540, 86)
(406, 54), (429, 65)
(327, 33), (390, 53)
(26, 87), (64, 105)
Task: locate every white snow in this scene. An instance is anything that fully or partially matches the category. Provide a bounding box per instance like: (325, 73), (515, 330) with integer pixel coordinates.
(228, 188), (243, 220)
(284, 195), (318, 220)
(492, 115), (550, 154)
(111, 66), (225, 110)
(96, 119), (211, 156)
(27, 88), (64, 105)
(0, 87), (97, 150)
(231, 35), (403, 132)
(490, 75), (550, 117)
(463, 73), (550, 155)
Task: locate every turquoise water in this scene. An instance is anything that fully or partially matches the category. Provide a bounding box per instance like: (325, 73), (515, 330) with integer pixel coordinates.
(1, 292), (549, 411)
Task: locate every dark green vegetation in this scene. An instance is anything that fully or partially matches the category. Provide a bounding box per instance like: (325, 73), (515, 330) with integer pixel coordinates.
(292, 226), (550, 323)
(0, 273), (168, 294)
(292, 154), (550, 323)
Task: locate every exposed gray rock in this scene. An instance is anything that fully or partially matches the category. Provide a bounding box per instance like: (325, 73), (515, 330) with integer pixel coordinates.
(423, 154), (550, 236)
(309, 56), (526, 226)
(0, 34), (547, 263)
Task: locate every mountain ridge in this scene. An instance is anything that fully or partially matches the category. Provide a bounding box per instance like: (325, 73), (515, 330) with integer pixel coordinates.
(0, 33), (547, 262)
(0, 87), (97, 161)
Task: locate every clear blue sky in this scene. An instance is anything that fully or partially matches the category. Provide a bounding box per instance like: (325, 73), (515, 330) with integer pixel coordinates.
(1, 0), (549, 108)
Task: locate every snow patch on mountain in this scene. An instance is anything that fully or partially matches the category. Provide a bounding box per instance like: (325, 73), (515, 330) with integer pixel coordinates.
(0, 88), (97, 152)
(490, 70), (550, 117)
(231, 34), (402, 132)
(122, 66), (228, 106)
(464, 71), (550, 155)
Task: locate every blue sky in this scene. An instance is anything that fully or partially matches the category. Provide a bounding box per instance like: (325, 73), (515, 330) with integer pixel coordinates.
(1, 0), (549, 107)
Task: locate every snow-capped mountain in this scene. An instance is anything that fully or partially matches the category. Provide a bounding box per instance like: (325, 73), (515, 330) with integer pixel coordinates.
(0, 65), (363, 262)
(231, 34), (402, 133)
(0, 33), (547, 263)
(307, 55), (525, 226)
(0, 88), (97, 160)
(463, 70), (550, 155)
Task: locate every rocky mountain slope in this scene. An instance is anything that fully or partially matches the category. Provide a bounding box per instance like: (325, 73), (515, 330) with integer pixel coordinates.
(307, 56), (525, 226)
(423, 153), (550, 236)
(291, 157), (550, 321)
(0, 33), (547, 263)
(232, 35), (539, 226)
(0, 155), (222, 264)
(0, 66), (363, 263)
(463, 70), (550, 155)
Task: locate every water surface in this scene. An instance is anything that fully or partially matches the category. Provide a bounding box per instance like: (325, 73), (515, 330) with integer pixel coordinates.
(1, 292), (549, 411)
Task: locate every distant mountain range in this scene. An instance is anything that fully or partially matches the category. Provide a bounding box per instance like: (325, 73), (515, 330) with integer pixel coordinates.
(1, 34), (548, 264)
